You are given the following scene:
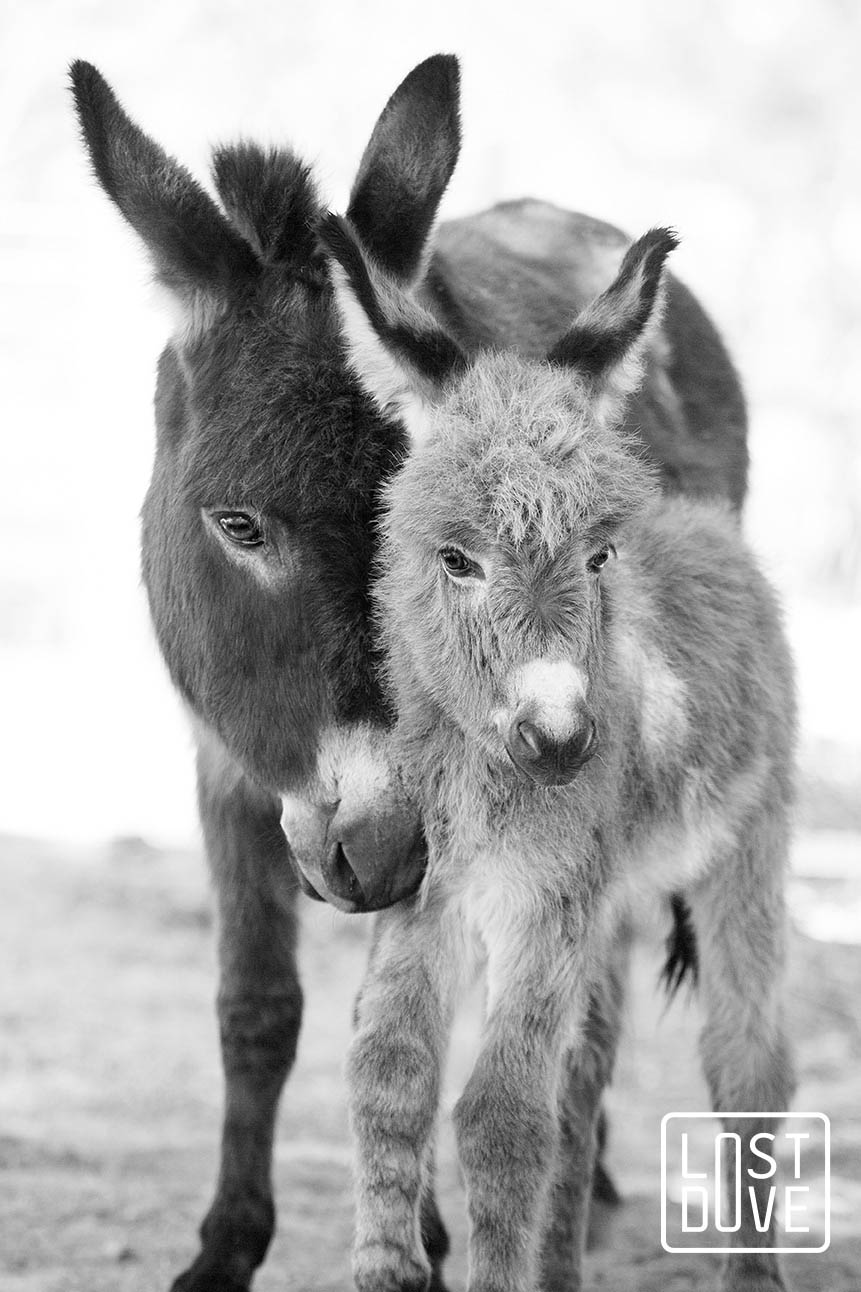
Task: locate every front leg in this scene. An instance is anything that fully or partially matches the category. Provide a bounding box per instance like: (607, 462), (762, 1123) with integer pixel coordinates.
(687, 807), (795, 1292)
(453, 940), (592, 1292)
(540, 930), (629, 1291)
(349, 902), (461, 1292)
(172, 730), (303, 1292)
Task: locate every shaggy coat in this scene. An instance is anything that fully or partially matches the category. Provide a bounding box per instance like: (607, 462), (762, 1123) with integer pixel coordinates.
(322, 219), (797, 1292)
(73, 51), (751, 1292)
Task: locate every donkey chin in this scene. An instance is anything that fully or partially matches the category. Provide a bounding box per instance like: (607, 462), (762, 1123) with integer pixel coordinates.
(279, 723), (428, 914)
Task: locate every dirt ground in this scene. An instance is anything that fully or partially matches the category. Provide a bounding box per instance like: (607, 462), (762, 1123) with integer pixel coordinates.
(2, 831), (860, 1292)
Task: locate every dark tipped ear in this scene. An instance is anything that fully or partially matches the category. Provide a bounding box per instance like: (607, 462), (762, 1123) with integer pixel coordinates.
(319, 212), (466, 445)
(547, 228), (678, 406)
(347, 54), (461, 284)
(69, 60), (259, 303)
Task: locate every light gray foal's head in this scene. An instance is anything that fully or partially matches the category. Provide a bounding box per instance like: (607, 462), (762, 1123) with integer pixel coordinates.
(321, 216), (677, 786)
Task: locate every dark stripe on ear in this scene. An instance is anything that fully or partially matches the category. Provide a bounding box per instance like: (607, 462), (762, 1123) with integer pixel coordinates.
(319, 212), (466, 386)
(548, 227), (678, 376)
(70, 60), (260, 294)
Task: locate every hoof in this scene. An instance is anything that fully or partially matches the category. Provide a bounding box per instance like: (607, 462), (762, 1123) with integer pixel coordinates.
(354, 1242), (431, 1292)
(723, 1281), (787, 1292)
(721, 1258), (788, 1292)
(170, 1254), (251, 1292)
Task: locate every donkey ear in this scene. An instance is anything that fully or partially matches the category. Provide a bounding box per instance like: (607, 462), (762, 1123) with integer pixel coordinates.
(547, 228), (678, 415)
(347, 54), (461, 285)
(69, 61), (259, 310)
(320, 212), (466, 445)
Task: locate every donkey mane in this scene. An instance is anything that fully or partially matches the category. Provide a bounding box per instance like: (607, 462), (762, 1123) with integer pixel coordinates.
(212, 143), (326, 279)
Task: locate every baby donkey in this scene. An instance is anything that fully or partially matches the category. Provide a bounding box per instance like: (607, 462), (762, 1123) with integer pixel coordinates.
(320, 215), (797, 1292)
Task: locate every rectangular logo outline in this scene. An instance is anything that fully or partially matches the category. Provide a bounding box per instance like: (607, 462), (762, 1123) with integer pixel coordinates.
(660, 1111), (830, 1255)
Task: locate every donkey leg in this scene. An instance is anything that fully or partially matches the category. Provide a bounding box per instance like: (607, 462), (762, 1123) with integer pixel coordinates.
(349, 906), (458, 1292)
(419, 1145), (451, 1292)
(172, 738), (303, 1292)
(540, 940), (628, 1291)
(453, 958), (591, 1292)
(687, 809), (796, 1292)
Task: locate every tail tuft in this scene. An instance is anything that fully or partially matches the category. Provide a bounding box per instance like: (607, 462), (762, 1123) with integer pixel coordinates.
(661, 893), (698, 997)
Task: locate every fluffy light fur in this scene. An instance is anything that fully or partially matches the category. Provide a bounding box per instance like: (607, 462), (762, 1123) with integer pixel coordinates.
(74, 47), (757, 1292)
(330, 230), (797, 1292)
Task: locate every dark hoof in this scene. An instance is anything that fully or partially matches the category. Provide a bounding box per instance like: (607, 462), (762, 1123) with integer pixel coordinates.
(170, 1254), (251, 1292)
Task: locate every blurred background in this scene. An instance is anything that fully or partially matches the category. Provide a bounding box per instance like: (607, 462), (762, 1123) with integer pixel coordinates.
(1, 2), (859, 1289)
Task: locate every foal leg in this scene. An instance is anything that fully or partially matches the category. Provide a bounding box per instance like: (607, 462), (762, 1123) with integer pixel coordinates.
(687, 808), (795, 1292)
(540, 936), (629, 1291)
(349, 904), (460, 1292)
(419, 1144), (451, 1291)
(453, 937), (592, 1292)
(172, 736), (303, 1292)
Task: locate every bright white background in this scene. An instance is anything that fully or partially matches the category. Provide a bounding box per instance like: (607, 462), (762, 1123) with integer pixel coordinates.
(1, 0), (859, 850)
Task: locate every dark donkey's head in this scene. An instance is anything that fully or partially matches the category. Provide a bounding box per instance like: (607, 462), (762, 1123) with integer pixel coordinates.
(70, 56), (461, 911)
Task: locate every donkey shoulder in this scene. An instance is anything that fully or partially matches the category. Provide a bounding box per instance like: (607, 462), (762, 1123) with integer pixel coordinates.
(625, 499), (795, 763)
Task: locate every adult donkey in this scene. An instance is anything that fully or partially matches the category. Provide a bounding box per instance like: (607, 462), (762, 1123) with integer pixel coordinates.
(71, 54), (747, 1292)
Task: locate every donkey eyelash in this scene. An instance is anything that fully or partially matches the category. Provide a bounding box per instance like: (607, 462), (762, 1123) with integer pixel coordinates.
(208, 509), (265, 547)
(439, 546), (486, 581)
(586, 542), (617, 573)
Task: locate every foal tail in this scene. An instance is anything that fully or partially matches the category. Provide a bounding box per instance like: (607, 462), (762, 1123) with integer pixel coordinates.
(661, 892), (699, 997)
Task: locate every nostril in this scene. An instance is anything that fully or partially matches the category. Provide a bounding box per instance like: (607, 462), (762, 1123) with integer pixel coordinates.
(506, 711), (597, 786)
(516, 720), (543, 758)
(324, 842), (365, 904)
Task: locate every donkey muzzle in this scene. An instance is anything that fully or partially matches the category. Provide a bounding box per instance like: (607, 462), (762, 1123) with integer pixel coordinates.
(504, 711), (597, 786)
(320, 821), (428, 912)
(281, 794), (428, 915)
(280, 721), (428, 913)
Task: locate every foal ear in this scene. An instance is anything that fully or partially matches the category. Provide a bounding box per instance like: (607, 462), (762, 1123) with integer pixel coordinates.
(547, 228), (678, 416)
(347, 54), (461, 285)
(320, 212), (466, 445)
(69, 61), (259, 313)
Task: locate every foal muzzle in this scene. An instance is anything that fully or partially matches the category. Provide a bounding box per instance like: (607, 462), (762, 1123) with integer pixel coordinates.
(504, 710), (597, 786)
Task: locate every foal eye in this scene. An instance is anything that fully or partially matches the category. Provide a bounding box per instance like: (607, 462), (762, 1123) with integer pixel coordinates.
(439, 546), (484, 581)
(587, 543), (616, 574)
(215, 511), (264, 547)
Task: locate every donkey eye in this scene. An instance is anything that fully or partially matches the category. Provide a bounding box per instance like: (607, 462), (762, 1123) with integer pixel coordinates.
(215, 511), (264, 547)
(439, 546), (484, 581)
(587, 543), (616, 574)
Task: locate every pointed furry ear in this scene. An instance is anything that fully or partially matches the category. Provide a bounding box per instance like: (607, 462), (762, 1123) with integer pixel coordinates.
(319, 212), (466, 445)
(69, 60), (260, 327)
(547, 228), (678, 416)
(347, 54), (461, 284)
